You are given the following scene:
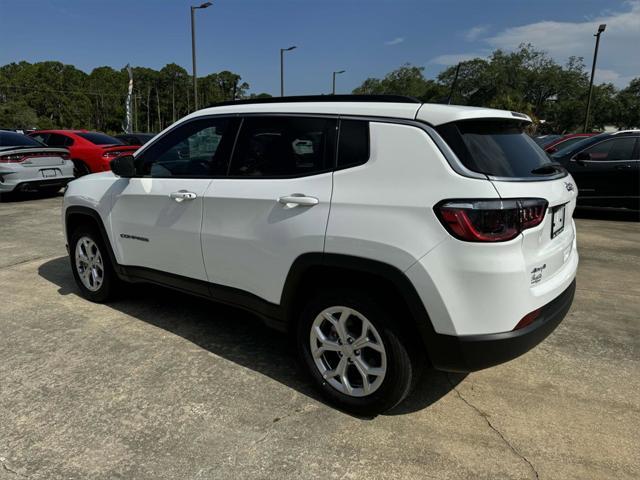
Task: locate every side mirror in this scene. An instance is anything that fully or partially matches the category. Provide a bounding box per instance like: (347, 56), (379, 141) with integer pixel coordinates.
(110, 155), (136, 177)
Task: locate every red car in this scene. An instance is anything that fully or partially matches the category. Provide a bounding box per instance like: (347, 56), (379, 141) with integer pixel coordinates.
(28, 130), (140, 177)
(536, 133), (595, 153)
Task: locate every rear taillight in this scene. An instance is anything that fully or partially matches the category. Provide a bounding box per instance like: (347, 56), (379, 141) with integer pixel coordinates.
(0, 151), (69, 163)
(0, 154), (26, 163)
(435, 198), (548, 242)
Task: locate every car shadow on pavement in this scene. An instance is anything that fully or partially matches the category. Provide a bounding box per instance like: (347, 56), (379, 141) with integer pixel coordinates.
(0, 190), (64, 202)
(38, 256), (464, 418)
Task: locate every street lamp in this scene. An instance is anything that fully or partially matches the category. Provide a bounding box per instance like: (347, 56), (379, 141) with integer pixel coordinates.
(583, 23), (606, 132)
(280, 46), (297, 97)
(332, 70), (345, 95)
(191, 1), (212, 111)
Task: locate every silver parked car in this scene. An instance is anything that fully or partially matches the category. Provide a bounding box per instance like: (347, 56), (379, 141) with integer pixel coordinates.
(0, 130), (75, 196)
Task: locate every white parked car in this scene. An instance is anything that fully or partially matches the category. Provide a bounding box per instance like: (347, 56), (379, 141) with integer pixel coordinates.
(62, 96), (578, 414)
(0, 130), (74, 196)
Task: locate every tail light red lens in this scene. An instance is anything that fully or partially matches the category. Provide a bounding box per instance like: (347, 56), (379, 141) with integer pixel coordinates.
(436, 198), (548, 242)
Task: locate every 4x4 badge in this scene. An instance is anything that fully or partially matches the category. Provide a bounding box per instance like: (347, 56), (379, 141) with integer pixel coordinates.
(564, 182), (575, 192)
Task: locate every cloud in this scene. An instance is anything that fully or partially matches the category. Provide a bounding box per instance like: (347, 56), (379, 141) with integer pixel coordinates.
(428, 52), (487, 66)
(384, 37), (405, 46)
(485, 1), (640, 87)
(465, 25), (490, 41)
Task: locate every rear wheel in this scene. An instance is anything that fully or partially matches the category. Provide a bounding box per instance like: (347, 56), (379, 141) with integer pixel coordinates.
(69, 226), (120, 302)
(73, 160), (91, 178)
(298, 288), (422, 415)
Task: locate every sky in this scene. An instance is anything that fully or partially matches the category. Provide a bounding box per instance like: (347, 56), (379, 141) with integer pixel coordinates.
(0, 0), (638, 95)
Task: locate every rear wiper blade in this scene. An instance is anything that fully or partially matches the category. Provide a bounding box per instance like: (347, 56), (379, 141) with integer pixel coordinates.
(530, 163), (565, 175)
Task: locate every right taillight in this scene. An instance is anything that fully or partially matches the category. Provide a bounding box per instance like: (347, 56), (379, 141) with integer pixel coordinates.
(435, 198), (548, 242)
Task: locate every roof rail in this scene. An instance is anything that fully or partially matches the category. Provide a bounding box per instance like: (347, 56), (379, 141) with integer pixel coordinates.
(207, 94), (422, 108)
(610, 129), (640, 135)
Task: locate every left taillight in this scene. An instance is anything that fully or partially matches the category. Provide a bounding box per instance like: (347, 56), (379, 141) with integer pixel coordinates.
(435, 198), (548, 242)
(0, 154), (26, 163)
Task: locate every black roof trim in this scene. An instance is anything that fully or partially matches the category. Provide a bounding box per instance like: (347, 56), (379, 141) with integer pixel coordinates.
(207, 95), (422, 108)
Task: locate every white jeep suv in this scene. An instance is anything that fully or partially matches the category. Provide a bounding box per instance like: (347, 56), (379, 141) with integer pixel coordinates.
(63, 95), (578, 415)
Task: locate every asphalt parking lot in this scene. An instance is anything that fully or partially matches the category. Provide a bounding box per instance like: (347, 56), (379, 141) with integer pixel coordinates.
(0, 193), (638, 480)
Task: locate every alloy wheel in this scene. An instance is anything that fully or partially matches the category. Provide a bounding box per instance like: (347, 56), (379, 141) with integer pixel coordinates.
(75, 236), (104, 292)
(309, 306), (387, 397)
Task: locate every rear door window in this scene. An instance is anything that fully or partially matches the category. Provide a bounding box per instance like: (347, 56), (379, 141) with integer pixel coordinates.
(229, 116), (336, 177)
(580, 138), (637, 161)
(437, 120), (554, 178)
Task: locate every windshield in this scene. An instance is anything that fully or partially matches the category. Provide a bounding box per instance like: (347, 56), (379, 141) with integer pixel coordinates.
(0, 131), (44, 147)
(437, 120), (555, 178)
(77, 132), (124, 145)
(551, 133), (607, 159)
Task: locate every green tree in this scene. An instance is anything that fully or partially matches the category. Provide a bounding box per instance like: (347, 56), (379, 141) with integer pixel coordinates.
(617, 78), (640, 128)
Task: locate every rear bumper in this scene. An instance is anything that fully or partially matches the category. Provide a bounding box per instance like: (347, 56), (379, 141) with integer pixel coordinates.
(429, 279), (576, 372)
(0, 161), (74, 192)
(1, 177), (73, 193)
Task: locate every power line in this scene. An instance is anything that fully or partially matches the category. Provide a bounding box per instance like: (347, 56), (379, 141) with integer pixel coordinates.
(2, 84), (130, 98)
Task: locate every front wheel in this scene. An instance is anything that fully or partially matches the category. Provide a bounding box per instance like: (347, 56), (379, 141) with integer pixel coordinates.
(297, 289), (422, 415)
(69, 226), (120, 302)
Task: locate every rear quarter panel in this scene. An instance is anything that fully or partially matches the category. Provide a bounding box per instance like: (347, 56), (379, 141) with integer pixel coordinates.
(325, 122), (499, 270)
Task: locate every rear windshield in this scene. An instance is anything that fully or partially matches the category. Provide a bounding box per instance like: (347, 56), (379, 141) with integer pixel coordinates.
(437, 120), (554, 178)
(77, 132), (124, 145)
(0, 131), (43, 147)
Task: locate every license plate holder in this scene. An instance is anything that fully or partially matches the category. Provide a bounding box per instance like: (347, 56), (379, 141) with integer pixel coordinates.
(41, 169), (58, 178)
(551, 204), (566, 238)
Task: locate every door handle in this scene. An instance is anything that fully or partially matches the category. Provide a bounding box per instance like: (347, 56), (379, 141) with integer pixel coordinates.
(170, 190), (197, 202)
(278, 194), (319, 206)
(615, 165), (632, 170)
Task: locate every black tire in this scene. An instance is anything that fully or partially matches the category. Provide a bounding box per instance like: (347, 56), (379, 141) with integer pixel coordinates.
(297, 288), (422, 416)
(73, 160), (91, 178)
(69, 225), (120, 302)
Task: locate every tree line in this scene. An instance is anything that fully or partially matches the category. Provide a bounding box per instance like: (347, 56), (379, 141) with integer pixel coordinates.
(353, 44), (639, 133)
(1, 44), (638, 134)
(0, 61), (266, 134)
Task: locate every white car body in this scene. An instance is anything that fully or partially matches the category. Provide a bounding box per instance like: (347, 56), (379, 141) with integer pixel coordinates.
(63, 98), (578, 375)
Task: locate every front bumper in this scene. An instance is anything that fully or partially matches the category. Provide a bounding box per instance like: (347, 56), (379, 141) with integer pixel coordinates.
(429, 279), (576, 372)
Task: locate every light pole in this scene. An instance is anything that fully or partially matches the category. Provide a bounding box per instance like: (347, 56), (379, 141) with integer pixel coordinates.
(191, 1), (212, 111)
(583, 24), (606, 132)
(332, 70), (345, 95)
(280, 46), (297, 97)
